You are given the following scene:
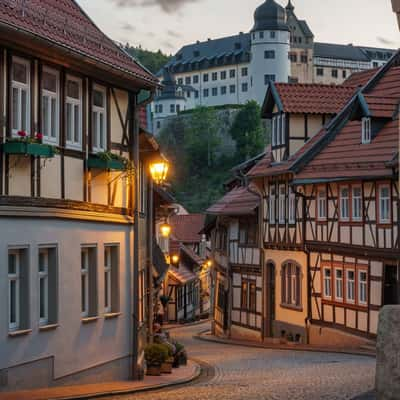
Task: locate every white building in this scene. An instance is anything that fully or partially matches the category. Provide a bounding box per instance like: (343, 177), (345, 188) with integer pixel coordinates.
(152, 0), (395, 135)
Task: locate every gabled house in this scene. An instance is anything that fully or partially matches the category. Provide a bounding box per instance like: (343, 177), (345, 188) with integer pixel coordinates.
(0, 0), (167, 391)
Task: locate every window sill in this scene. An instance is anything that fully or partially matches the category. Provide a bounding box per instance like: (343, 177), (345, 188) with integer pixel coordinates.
(280, 303), (303, 312)
(39, 323), (59, 332)
(8, 329), (32, 338)
(104, 312), (121, 320)
(82, 316), (99, 324)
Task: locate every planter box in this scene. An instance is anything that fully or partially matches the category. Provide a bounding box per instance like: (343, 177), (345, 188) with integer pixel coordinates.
(2, 142), (55, 158)
(160, 360), (173, 374)
(146, 364), (161, 376)
(88, 156), (125, 171)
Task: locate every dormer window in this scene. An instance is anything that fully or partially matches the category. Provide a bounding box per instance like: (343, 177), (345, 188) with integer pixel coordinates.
(362, 117), (371, 144)
(271, 114), (286, 146)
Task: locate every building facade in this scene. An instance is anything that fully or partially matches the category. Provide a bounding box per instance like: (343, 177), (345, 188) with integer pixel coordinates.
(0, 0), (169, 391)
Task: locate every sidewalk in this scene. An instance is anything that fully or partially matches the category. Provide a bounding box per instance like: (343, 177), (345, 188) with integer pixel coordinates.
(0, 360), (200, 400)
(196, 330), (376, 357)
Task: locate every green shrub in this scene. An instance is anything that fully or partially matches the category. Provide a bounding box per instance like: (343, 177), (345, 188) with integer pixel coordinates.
(144, 344), (168, 366)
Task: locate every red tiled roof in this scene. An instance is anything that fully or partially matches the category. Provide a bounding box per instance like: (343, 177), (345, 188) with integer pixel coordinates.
(364, 95), (399, 118)
(247, 146), (273, 177)
(274, 83), (355, 114)
(170, 214), (205, 243)
(206, 186), (259, 216)
(0, 0), (157, 86)
(343, 68), (379, 88)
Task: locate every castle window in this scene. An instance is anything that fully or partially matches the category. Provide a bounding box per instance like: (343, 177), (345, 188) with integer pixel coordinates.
(220, 71), (227, 80)
(230, 69), (236, 78)
(264, 50), (275, 59)
(203, 88), (209, 97)
(177, 78), (183, 85)
(259, 31), (264, 39)
(170, 104), (175, 113)
(241, 67), (248, 77)
(229, 84), (236, 94)
(289, 53), (297, 62)
(316, 68), (324, 76)
(185, 76), (191, 85)
(343, 70), (347, 79)
(241, 83), (248, 92)
(212, 72), (218, 81)
(361, 117), (371, 144)
(221, 86), (227, 95)
(270, 31), (276, 39)
(301, 55), (307, 63)
(331, 69), (338, 78)
(193, 75), (199, 84)
(203, 73), (209, 82)
(264, 74), (275, 84)
(212, 87), (218, 96)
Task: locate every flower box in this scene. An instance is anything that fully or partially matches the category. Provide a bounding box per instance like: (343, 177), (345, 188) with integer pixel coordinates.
(88, 155), (125, 171)
(2, 142), (55, 158)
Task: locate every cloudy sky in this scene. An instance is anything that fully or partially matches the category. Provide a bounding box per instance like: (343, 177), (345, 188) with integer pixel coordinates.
(76, 0), (399, 54)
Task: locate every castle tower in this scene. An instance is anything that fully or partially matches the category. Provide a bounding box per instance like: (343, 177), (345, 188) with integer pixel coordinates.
(249, 0), (290, 104)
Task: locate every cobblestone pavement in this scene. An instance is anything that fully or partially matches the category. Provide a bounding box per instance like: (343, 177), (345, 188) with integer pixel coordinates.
(107, 322), (375, 400)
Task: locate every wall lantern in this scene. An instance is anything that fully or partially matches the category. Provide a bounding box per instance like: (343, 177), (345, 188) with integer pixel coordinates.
(160, 222), (171, 238)
(203, 259), (213, 269)
(149, 160), (169, 185)
(171, 254), (180, 266)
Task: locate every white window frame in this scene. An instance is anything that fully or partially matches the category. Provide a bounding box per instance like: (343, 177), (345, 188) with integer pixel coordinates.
(280, 114), (286, 145)
(38, 248), (49, 325)
(361, 117), (371, 144)
(8, 250), (20, 331)
(318, 189), (327, 220)
(346, 269), (355, 303)
(379, 185), (391, 223)
(92, 84), (107, 153)
(323, 268), (331, 299)
(81, 248), (89, 317)
(288, 187), (296, 224)
(11, 56), (30, 137)
(269, 185), (276, 224)
(334, 268), (343, 301)
(104, 247), (112, 313)
(278, 184), (286, 224)
(358, 270), (368, 305)
(352, 186), (362, 221)
(66, 75), (82, 149)
(41, 66), (59, 144)
(340, 186), (350, 221)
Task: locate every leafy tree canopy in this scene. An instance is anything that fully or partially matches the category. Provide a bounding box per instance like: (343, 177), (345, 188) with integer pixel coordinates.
(124, 44), (171, 75)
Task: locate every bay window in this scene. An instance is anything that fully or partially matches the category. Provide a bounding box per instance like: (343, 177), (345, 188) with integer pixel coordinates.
(340, 187), (349, 221)
(346, 270), (355, 303)
(11, 57), (30, 136)
(379, 185), (390, 223)
(317, 189), (327, 220)
(41, 67), (59, 143)
(66, 76), (82, 148)
(92, 85), (107, 152)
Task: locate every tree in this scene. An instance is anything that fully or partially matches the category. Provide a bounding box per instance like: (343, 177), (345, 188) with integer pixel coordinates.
(124, 45), (171, 74)
(229, 100), (265, 163)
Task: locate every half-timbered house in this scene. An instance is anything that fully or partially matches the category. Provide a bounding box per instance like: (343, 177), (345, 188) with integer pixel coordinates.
(0, 0), (166, 391)
(290, 51), (400, 345)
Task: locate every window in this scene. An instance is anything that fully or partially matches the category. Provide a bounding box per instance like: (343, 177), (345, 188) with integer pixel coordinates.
(193, 75), (199, 84)
(186, 91), (191, 98)
(239, 217), (258, 246)
(187, 282), (193, 305)
(281, 263), (301, 307)
(158, 104), (163, 113)
(194, 90), (199, 98)
(212, 87), (218, 96)
(220, 71), (227, 80)
(8, 248), (29, 331)
(241, 67), (248, 77)
(241, 83), (248, 92)
(272, 114), (285, 146)
(185, 76), (191, 85)
(241, 280), (248, 309)
(11, 57), (30, 136)
(343, 70), (347, 79)
(229, 69), (235, 78)
(177, 286), (183, 310)
(241, 279), (256, 311)
(358, 270), (368, 304)
(92, 85), (107, 152)
(316, 68), (324, 76)
(289, 53), (297, 62)
(264, 74), (276, 84)
(278, 184), (286, 224)
(259, 31), (264, 39)
(288, 188), (296, 224)
(176, 104), (181, 113)
(352, 186), (362, 221)
(317, 189), (327, 220)
(203, 73), (209, 82)
(217, 283), (226, 310)
(156, 121), (161, 129)
(249, 282), (256, 312)
(229, 84), (236, 94)
(81, 247), (97, 318)
(264, 50), (275, 59)
(335, 269), (343, 301)
(269, 185), (276, 224)
(362, 117), (371, 144)
(215, 226), (227, 251)
(346, 270), (355, 303)
(379, 185), (391, 223)
(323, 268), (332, 298)
(331, 69), (338, 78)
(301, 55), (308, 63)
(212, 72), (218, 81)
(38, 247), (57, 326)
(340, 187), (350, 221)
(41, 67), (59, 144)
(270, 31), (276, 38)
(203, 88), (209, 97)
(221, 86), (227, 95)
(104, 246), (119, 313)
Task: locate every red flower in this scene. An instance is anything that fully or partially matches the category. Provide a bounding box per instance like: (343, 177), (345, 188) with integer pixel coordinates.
(17, 130), (27, 137)
(36, 132), (43, 141)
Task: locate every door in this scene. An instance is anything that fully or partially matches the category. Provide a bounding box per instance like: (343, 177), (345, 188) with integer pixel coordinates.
(265, 262), (276, 337)
(384, 264), (399, 305)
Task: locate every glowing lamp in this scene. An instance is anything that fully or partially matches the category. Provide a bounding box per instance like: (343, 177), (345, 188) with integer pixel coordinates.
(171, 254), (179, 266)
(149, 161), (169, 185)
(160, 223), (171, 238)
(206, 259), (213, 268)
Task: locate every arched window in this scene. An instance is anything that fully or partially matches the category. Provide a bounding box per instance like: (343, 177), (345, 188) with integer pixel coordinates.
(281, 262), (301, 307)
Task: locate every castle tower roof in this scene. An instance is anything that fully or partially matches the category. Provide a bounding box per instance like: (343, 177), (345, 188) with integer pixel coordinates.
(251, 0), (289, 32)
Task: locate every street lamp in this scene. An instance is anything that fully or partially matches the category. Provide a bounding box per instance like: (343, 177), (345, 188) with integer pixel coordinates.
(160, 222), (171, 238)
(149, 160), (169, 185)
(171, 254), (179, 266)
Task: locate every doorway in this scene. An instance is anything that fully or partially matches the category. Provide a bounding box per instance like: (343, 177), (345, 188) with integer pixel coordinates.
(383, 264), (399, 305)
(265, 262), (276, 337)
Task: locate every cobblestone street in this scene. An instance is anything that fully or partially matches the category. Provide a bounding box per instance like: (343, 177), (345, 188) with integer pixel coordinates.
(107, 322), (375, 400)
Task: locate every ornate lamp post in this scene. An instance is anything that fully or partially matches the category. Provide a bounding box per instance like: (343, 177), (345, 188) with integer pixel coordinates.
(149, 159), (169, 186)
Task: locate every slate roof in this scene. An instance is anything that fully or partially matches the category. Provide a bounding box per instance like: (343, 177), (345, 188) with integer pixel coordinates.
(206, 185), (259, 216)
(271, 83), (355, 114)
(0, 0), (157, 86)
(298, 20), (313, 38)
(170, 214), (206, 243)
(314, 42), (371, 62)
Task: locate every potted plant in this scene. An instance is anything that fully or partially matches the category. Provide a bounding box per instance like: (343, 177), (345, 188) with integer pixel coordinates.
(88, 151), (127, 171)
(160, 344), (174, 374)
(144, 344), (168, 376)
(173, 342), (187, 367)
